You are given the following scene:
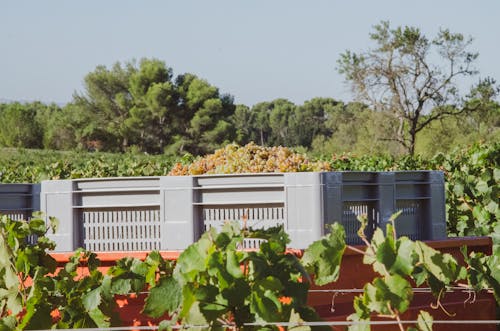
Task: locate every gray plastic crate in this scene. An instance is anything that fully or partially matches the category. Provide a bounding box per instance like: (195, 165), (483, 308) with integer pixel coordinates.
(163, 174), (288, 250)
(322, 171), (446, 245)
(41, 177), (162, 252)
(0, 183), (40, 220)
(39, 171), (446, 252)
(162, 173), (325, 250)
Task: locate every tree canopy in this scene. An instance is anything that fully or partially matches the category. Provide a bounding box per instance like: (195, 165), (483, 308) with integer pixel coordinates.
(337, 21), (498, 155)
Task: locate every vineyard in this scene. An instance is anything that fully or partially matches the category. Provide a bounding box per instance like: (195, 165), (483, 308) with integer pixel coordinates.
(1, 141), (498, 241)
(0, 142), (499, 330)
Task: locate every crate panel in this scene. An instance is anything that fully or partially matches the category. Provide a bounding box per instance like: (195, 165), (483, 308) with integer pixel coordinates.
(82, 208), (161, 251)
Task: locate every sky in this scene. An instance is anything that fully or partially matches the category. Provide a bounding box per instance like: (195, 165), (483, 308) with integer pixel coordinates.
(1, 1), (499, 107)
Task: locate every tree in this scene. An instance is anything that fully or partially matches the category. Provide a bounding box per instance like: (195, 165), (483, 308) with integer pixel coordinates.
(231, 104), (254, 144)
(72, 61), (137, 151)
(125, 59), (179, 153)
(268, 99), (295, 146)
(250, 101), (272, 146)
(35, 102), (79, 150)
(248, 99), (296, 147)
(289, 97), (337, 147)
(166, 75), (236, 155)
(338, 21), (493, 155)
(0, 102), (43, 148)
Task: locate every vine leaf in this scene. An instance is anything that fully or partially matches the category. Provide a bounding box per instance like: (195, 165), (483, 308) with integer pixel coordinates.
(288, 308), (311, 331)
(142, 277), (182, 318)
(390, 237), (417, 276)
(88, 308), (111, 328)
(414, 241), (461, 285)
(82, 286), (102, 311)
(347, 312), (370, 331)
(364, 275), (412, 315)
(226, 250), (244, 279)
(416, 310), (433, 331)
(301, 223), (346, 286)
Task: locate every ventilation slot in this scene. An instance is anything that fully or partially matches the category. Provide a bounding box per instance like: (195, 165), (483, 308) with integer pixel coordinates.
(203, 206), (285, 231)
(395, 200), (423, 240)
(82, 208), (161, 251)
(342, 202), (378, 245)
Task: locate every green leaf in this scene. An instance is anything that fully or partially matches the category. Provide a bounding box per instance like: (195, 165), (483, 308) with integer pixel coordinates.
(472, 205), (489, 224)
(175, 236), (212, 283)
(28, 218), (46, 235)
(158, 320), (174, 331)
(416, 310), (433, 331)
(110, 278), (132, 295)
(287, 308), (311, 331)
(494, 168), (500, 182)
(375, 239), (396, 272)
(142, 277), (182, 318)
(384, 274), (412, 313)
(82, 287), (102, 311)
(226, 250), (243, 278)
(48, 216), (59, 234)
(452, 182), (464, 196)
(0, 288), (22, 316)
(364, 275), (412, 315)
(0, 316), (16, 331)
(88, 308), (111, 328)
(347, 312), (370, 331)
(390, 237), (416, 276)
(476, 180), (490, 194)
(23, 303), (53, 330)
(415, 241), (459, 284)
(486, 200), (498, 214)
(184, 301), (208, 326)
(250, 291), (280, 322)
(301, 223), (346, 286)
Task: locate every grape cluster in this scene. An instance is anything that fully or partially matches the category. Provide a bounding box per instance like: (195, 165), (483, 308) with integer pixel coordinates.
(168, 142), (331, 175)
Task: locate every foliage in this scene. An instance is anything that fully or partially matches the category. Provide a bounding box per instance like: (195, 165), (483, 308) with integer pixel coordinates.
(436, 142), (499, 238)
(0, 212), (499, 330)
(168, 142), (331, 175)
(0, 148), (180, 183)
(0, 215), (344, 330)
(1, 37), (498, 157)
(0, 102), (45, 149)
(0, 214), (118, 329)
(168, 222), (344, 330)
(347, 213), (500, 331)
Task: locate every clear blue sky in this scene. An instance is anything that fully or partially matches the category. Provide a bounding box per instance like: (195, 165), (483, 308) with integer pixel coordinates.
(1, 1), (499, 106)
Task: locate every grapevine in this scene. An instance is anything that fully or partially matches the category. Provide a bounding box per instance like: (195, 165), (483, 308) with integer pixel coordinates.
(0, 213), (498, 330)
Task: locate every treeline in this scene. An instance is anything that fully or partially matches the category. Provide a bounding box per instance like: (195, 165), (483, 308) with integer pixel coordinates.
(1, 58), (499, 157)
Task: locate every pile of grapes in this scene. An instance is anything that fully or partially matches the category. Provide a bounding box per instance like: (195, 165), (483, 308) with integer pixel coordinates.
(169, 142), (331, 175)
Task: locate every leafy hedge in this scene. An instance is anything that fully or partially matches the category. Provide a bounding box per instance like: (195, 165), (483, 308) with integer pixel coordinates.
(0, 148), (180, 183)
